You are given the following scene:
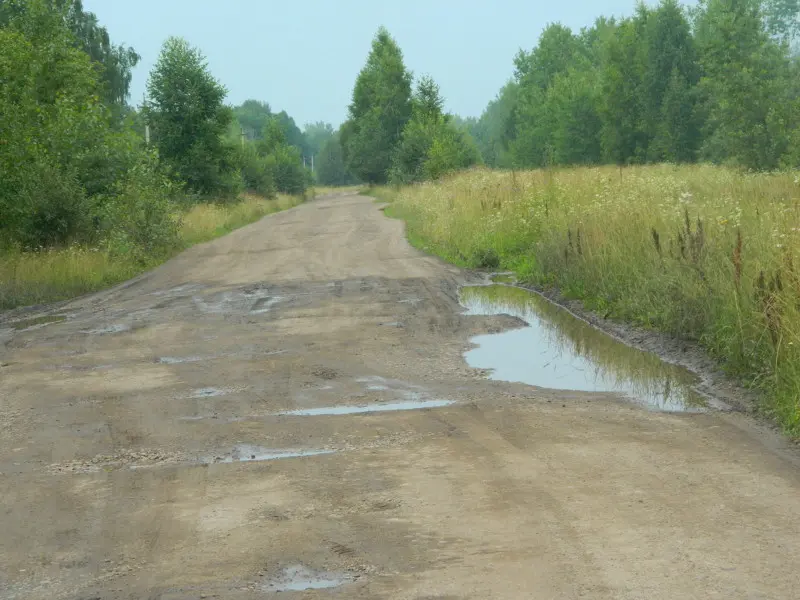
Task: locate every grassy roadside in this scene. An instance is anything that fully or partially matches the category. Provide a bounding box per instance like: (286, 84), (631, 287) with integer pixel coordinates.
(375, 165), (800, 437)
(0, 192), (305, 311)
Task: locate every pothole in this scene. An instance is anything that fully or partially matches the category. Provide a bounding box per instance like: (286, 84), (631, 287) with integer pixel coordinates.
(278, 399), (455, 416)
(203, 445), (334, 464)
(460, 284), (708, 412)
(263, 565), (353, 592)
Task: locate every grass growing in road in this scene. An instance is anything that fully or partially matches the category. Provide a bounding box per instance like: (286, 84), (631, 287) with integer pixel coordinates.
(0, 192), (304, 311)
(382, 165), (800, 436)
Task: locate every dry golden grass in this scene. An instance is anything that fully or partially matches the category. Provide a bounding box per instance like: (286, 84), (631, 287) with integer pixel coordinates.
(0, 192), (304, 311)
(385, 164), (800, 435)
(180, 192), (303, 246)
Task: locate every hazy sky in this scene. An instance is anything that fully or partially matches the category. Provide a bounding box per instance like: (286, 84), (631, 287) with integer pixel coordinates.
(84, 0), (687, 128)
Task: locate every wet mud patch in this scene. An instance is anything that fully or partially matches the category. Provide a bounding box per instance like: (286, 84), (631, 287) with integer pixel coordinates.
(262, 564), (354, 592)
(7, 314), (68, 331)
(80, 323), (130, 335)
(47, 449), (183, 474)
(460, 284), (709, 412)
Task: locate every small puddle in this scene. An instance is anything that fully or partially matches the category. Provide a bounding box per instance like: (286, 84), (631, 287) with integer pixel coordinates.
(204, 445), (334, 464)
(190, 387), (230, 398)
(158, 355), (208, 364)
(9, 314), (67, 331)
(264, 565), (352, 592)
(460, 285), (707, 412)
(80, 324), (129, 335)
(278, 399), (455, 416)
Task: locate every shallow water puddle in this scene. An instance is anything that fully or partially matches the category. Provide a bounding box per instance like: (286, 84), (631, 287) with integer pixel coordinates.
(190, 387), (231, 398)
(278, 399), (454, 416)
(205, 445), (334, 464)
(460, 284), (707, 412)
(264, 564), (352, 592)
(80, 323), (129, 335)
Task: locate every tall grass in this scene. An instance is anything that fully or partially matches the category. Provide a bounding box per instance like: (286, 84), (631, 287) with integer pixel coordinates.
(0, 192), (304, 311)
(385, 165), (800, 436)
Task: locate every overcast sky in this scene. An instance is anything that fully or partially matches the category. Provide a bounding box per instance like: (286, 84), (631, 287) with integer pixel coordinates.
(84, 0), (693, 128)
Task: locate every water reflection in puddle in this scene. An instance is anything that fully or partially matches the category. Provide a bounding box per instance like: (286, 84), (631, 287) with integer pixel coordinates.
(264, 565), (352, 592)
(278, 399), (454, 416)
(460, 285), (707, 412)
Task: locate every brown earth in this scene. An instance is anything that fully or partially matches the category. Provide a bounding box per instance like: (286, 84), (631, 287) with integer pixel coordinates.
(1, 192), (799, 600)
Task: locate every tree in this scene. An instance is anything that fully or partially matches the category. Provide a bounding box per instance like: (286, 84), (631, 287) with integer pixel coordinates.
(641, 0), (701, 161)
(146, 36), (237, 197)
(343, 27), (413, 183)
(0, 0), (175, 251)
(0, 0), (140, 111)
(472, 81), (519, 167)
(763, 0), (800, 43)
(694, 0), (793, 169)
(390, 76), (479, 183)
(510, 23), (588, 167)
(598, 11), (649, 164)
(303, 121), (335, 156)
(233, 99), (272, 139)
(316, 135), (351, 185)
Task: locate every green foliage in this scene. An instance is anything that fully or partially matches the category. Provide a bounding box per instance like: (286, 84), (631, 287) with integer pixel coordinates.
(0, 0), (140, 111)
(233, 99), (272, 139)
(695, 0), (793, 169)
(99, 151), (181, 263)
(316, 134), (353, 186)
(264, 145), (310, 195)
(390, 76), (479, 184)
(234, 144), (276, 198)
(343, 27), (413, 183)
(146, 36), (237, 197)
(471, 81), (518, 168)
(303, 121), (335, 156)
(0, 0), (178, 262)
(475, 0), (798, 171)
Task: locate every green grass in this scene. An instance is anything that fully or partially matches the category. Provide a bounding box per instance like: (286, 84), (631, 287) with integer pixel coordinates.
(378, 165), (800, 437)
(0, 192), (304, 311)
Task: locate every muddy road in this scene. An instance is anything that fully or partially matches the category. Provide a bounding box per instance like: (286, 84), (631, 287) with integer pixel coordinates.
(1, 192), (799, 599)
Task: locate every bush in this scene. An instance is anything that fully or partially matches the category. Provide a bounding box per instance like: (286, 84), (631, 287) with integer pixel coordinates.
(234, 144), (276, 198)
(98, 152), (181, 263)
(265, 145), (310, 195)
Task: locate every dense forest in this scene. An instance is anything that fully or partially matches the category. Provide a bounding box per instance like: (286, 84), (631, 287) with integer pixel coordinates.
(466, 0), (800, 171)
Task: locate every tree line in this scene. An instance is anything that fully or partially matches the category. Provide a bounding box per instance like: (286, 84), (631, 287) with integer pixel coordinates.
(0, 0), (333, 260)
(466, 0), (800, 171)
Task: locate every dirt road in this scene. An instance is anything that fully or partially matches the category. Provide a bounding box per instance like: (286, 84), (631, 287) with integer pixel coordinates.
(1, 192), (799, 599)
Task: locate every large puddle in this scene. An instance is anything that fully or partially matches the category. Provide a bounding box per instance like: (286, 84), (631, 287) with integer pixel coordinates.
(460, 284), (707, 412)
